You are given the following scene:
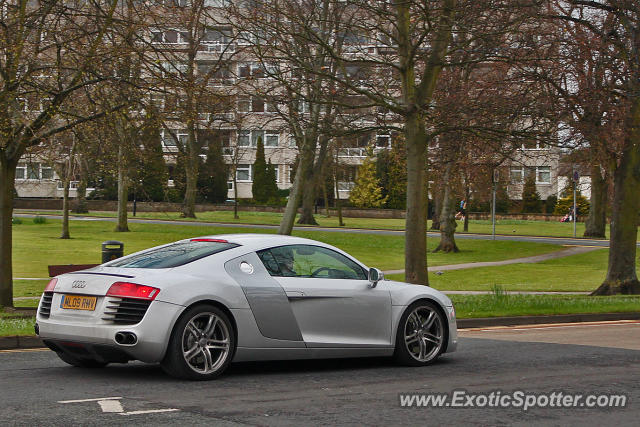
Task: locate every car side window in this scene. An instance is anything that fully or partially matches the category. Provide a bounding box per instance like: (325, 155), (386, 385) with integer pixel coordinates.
(258, 245), (367, 280)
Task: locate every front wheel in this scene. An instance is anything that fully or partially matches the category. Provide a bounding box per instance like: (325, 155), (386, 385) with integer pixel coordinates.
(161, 304), (235, 380)
(394, 301), (447, 366)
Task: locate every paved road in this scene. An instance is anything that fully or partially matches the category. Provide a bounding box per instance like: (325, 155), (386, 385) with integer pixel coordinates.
(0, 321), (638, 425)
(14, 213), (624, 247)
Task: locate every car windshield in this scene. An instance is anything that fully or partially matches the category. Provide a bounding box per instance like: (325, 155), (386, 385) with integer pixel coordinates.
(106, 240), (239, 269)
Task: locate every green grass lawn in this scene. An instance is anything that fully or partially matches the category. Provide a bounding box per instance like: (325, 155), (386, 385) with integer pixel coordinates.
(451, 293), (640, 319)
(16, 209), (610, 239)
(387, 248), (640, 292)
(11, 219), (562, 279)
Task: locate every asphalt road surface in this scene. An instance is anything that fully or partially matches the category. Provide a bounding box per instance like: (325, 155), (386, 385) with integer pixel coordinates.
(1, 321), (638, 426)
(15, 213), (625, 247)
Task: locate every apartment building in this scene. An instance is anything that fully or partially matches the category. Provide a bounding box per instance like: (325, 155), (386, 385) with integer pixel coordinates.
(14, 1), (570, 204)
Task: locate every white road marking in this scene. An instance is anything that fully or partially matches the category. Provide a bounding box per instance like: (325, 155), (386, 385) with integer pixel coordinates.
(120, 409), (180, 416)
(58, 397), (122, 404)
(98, 400), (125, 413)
(58, 396), (180, 416)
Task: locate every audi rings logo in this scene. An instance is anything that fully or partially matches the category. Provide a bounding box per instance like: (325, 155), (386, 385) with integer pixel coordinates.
(71, 281), (87, 289)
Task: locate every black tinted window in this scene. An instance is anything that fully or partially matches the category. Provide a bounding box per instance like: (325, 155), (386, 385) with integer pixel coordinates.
(107, 240), (239, 269)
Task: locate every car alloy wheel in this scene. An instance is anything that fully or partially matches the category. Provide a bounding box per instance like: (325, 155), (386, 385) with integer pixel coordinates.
(181, 312), (231, 375)
(394, 301), (446, 366)
(162, 304), (235, 380)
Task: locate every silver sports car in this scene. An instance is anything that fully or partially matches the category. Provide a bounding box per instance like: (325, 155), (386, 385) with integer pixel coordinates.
(36, 234), (457, 380)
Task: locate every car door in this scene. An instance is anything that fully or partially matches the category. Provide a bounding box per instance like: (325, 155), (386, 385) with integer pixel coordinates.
(257, 245), (392, 348)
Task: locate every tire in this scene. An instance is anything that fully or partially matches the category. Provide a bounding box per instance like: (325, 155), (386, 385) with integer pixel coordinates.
(393, 300), (447, 366)
(161, 304), (236, 380)
(56, 351), (108, 368)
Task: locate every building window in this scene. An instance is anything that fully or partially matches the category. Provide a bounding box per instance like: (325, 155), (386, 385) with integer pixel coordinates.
(236, 164), (252, 182)
(237, 62), (277, 78)
(376, 134), (391, 148)
(227, 180), (233, 190)
(252, 130), (265, 146)
(510, 167), (524, 183)
(265, 131), (279, 147)
(238, 130), (276, 147)
(41, 166), (54, 180)
(274, 165), (280, 182)
(238, 130), (251, 146)
(151, 29), (190, 44)
(27, 163), (40, 179)
(15, 162), (53, 180)
(537, 166), (551, 184)
(237, 97), (251, 113)
(162, 129), (188, 148)
(15, 164), (27, 179)
(510, 166), (550, 184)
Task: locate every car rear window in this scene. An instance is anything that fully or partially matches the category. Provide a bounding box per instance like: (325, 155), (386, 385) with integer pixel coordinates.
(106, 240), (239, 269)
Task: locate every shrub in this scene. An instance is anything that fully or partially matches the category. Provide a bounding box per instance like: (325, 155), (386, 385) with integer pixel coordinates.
(545, 195), (557, 214)
(12, 217), (22, 225)
(554, 193), (590, 216)
(33, 216), (47, 224)
(521, 174), (542, 213)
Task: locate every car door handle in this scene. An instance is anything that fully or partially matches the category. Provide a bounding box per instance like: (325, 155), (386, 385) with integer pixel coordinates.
(285, 291), (306, 300)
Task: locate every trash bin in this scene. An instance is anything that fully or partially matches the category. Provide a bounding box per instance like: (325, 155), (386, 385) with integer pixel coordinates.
(102, 241), (124, 263)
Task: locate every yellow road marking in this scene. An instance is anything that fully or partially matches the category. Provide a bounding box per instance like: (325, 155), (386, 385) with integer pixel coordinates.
(0, 348), (48, 354)
(459, 319), (640, 332)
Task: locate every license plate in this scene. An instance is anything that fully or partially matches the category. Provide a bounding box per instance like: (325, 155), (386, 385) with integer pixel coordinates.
(60, 295), (97, 311)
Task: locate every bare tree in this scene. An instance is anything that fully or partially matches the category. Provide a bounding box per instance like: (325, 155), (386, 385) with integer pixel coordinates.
(544, 1), (640, 294)
(0, 0), (122, 308)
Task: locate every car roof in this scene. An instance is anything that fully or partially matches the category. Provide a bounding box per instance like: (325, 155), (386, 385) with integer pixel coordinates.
(187, 233), (323, 252)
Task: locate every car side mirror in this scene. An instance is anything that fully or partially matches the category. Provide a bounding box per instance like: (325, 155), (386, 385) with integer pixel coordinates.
(368, 268), (384, 288)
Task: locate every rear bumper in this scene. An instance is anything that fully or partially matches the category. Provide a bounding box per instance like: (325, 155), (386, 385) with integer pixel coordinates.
(36, 300), (184, 363)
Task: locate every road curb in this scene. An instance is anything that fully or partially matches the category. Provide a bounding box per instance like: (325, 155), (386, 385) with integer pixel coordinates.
(0, 335), (44, 350)
(457, 312), (640, 329)
(2, 312), (639, 350)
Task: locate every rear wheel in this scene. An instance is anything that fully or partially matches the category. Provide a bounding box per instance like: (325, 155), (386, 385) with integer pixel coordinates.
(161, 304), (235, 380)
(394, 301), (447, 366)
(56, 352), (108, 368)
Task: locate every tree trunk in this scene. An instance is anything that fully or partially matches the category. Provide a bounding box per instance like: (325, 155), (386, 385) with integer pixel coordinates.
(430, 183), (441, 231)
(583, 162), (607, 238)
(434, 163), (459, 253)
(592, 103), (640, 295)
(295, 140), (319, 225)
(0, 157), (16, 308)
(61, 176), (70, 239)
(278, 162), (303, 235)
(297, 181), (319, 225)
(182, 143), (198, 219)
(323, 181), (329, 217)
(233, 173), (239, 219)
(403, 114), (429, 285)
(335, 180), (344, 227)
(115, 146), (129, 232)
(73, 157), (88, 214)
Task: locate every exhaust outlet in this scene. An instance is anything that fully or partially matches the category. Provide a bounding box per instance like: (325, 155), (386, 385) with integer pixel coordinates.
(115, 332), (138, 346)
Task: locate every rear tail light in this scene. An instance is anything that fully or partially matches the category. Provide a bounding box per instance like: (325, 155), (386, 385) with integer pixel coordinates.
(106, 282), (160, 301)
(190, 238), (229, 243)
(44, 278), (58, 292)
